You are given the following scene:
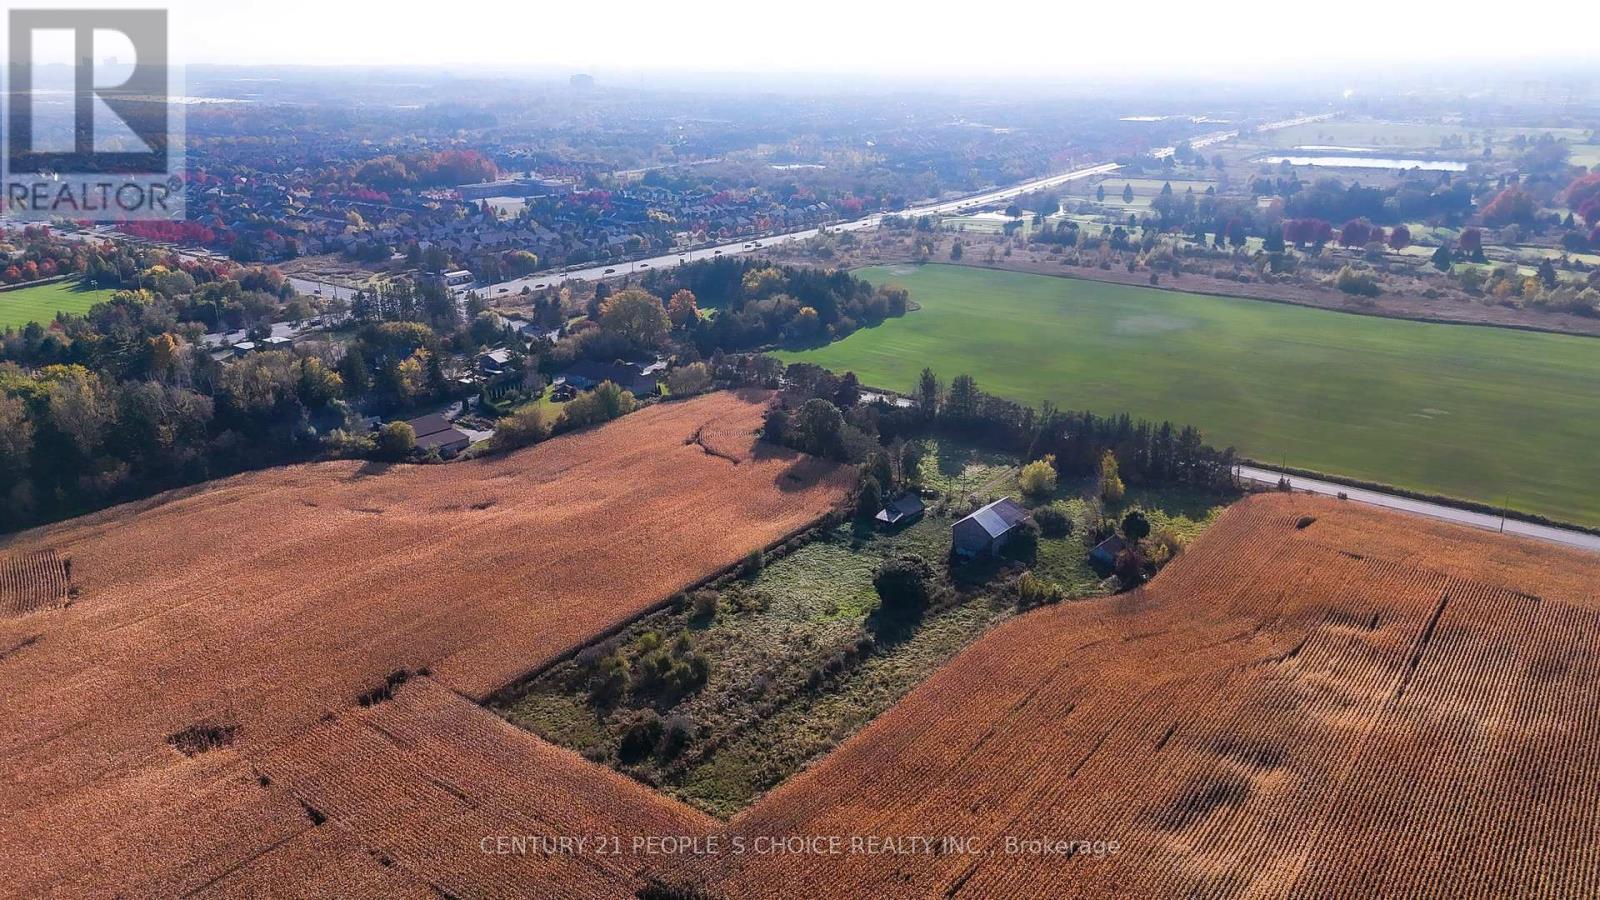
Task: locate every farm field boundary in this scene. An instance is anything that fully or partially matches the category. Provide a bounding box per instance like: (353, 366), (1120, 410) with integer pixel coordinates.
(1240, 459), (1600, 540)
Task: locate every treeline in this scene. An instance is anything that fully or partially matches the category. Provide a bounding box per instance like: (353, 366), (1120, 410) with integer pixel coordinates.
(0, 318), (481, 532)
(1281, 175), (1474, 226)
(0, 233), (466, 533)
(0, 352), (354, 533)
(761, 362), (1238, 494)
(639, 257), (907, 352)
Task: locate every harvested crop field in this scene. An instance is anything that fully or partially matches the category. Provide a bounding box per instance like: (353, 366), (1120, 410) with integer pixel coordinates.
(9, 396), (1600, 898)
(684, 493), (1600, 898)
(0, 390), (849, 897)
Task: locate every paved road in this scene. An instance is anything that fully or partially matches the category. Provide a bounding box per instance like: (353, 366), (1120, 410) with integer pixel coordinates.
(1236, 465), (1600, 554)
(471, 162), (1123, 297)
(39, 114), (1328, 304)
(286, 276), (361, 302)
(473, 112), (1332, 297)
(1150, 113), (1333, 159)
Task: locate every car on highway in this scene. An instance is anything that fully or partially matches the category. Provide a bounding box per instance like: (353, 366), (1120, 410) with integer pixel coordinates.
(604, 268), (615, 274)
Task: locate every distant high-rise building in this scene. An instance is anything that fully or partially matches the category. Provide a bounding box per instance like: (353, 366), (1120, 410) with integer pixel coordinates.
(570, 73), (595, 90)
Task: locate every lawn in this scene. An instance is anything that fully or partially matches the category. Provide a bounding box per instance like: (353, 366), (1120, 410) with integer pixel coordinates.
(0, 278), (116, 329)
(780, 264), (1600, 526)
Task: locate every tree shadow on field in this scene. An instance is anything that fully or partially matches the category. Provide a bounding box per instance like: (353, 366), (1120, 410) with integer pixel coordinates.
(772, 456), (840, 493)
(864, 598), (925, 649)
(344, 460), (396, 481)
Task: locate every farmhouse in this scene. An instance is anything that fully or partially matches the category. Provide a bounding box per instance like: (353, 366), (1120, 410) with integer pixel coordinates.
(405, 413), (471, 456)
(951, 497), (1030, 557)
(875, 493), (925, 528)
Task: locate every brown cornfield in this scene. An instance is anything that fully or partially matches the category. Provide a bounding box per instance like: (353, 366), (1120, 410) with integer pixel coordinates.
(6, 422), (1598, 898)
(0, 548), (69, 617)
(702, 493), (1600, 898)
(0, 391), (846, 898)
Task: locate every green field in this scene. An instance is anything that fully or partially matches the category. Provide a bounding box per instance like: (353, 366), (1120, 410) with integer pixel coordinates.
(0, 278), (115, 329)
(780, 264), (1600, 526)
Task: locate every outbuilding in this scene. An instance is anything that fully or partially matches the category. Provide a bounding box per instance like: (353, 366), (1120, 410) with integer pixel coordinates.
(951, 497), (1030, 558)
(1089, 534), (1128, 569)
(875, 493), (926, 528)
(405, 413), (472, 457)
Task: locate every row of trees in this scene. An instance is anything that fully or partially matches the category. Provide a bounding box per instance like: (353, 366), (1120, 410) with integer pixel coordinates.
(759, 361), (1238, 498)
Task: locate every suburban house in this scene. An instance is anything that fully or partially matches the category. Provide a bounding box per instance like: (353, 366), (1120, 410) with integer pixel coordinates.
(478, 348), (514, 375)
(404, 413), (471, 457)
(951, 497), (1031, 558)
(556, 359), (661, 397)
(1089, 534), (1128, 569)
(875, 493), (926, 528)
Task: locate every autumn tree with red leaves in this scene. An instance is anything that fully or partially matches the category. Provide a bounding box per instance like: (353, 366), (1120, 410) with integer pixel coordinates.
(1481, 186), (1537, 228)
(1565, 173), (1600, 227)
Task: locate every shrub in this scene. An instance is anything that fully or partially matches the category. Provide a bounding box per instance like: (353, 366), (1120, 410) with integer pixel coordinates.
(588, 653), (629, 704)
(557, 381), (636, 431)
(690, 590), (719, 620)
(1113, 547), (1146, 588)
(1017, 571), (1064, 608)
(1334, 265), (1381, 297)
(1121, 510), (1152, 541)
(1003, 519), (1041, 561)
(740, 549), (765, 578)
(629, 633), (710, 702)
(490, 405), (548, 452)
(618, 710), (664, 763)
(1018, 454), (1058, 497)
(872, 553), (935, 609)
(1147, 527), (1185, 566)
(1034, 505), (1073, 538)
(657, 714), (697, 759)
(376, 421), (415, 460)
(666, 362), (712, 398)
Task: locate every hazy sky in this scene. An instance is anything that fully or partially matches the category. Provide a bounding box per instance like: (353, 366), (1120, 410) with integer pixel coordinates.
(10, 0), (1598, 78)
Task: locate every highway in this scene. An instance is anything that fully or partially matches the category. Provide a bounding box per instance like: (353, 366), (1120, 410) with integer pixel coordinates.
(1236, 465), (1600, 554)
(41, 113), (1330, 303)
(469, 162), (1122, 297)
(471, 112), (1333, 297)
